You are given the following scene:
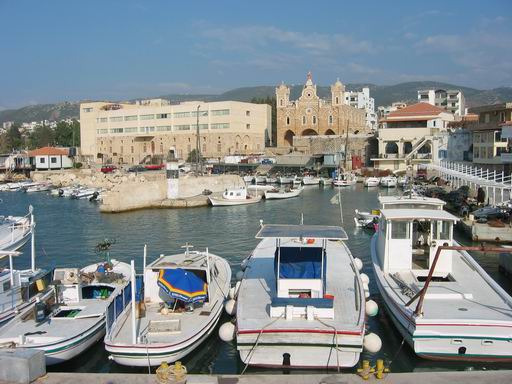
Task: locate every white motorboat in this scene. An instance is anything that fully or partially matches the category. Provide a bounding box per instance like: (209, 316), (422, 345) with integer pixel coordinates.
(209, 187), (262, 206)
(0, 206), (33, 253)
(266, 176), (278, 184)
(302, 176), (320, 186)
(354, 209), (380, 228)
(364, 177), (380, 187)
(278, 175), (296, 184)
(380, 176), (397, 188)
(371, 196), (512, 362)
(264, 186), (303, 200)
(70, 188), (98, 200)
(255, 175), (267, 184)
(243, 175), (254, 183)
(105, 248), (231, 366)
(0, 259), (131, 365)
(24, 183), (52, 193)
(236, 224), (367, 369)
(332, 172), (357, 187)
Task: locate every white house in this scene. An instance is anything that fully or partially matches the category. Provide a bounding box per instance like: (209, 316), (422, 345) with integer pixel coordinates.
(344, 87), (377, 130)
(28, 146), (73, 170)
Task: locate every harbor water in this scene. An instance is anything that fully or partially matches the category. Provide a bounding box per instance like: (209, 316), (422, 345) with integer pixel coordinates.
(1, 185), (511, 374)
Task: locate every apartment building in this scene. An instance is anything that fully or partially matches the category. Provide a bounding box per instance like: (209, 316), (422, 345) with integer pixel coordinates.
(418, 89), (466, 116)
(467, 102), (512, 170)
(79, 99), (271, 164)
(343, 87), (378, 130)
(372, 102), (455, 171)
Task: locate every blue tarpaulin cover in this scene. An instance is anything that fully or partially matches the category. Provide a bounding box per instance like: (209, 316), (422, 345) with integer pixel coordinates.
(157, 268), (207, 303)
(275, 247), (324, 279)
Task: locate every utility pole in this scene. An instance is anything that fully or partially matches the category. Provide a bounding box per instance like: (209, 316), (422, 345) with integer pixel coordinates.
(196, 104), (201, 175)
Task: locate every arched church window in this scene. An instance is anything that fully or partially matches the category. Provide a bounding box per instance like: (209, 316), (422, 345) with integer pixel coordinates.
(329, 115), (333, 125)
(302, 116), (306, 125)
(312, 116), (317, 125)
(286, 117), (290, 125)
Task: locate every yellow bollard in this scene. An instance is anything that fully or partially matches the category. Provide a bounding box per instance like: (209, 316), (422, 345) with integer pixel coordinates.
(357, 360), (375, 380)
(374, 359), (390, 379)
(170, 360), (187, 383)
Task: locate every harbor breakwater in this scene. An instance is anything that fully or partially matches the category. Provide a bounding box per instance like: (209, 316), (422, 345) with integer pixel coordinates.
(31, 169), (244, 212)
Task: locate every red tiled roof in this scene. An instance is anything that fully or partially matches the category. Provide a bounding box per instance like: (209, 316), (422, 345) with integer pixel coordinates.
(386, 102), (445, 119)
(28, 146), (68, 156)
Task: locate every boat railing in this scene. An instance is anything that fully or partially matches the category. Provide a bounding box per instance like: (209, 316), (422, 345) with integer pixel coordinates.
(105, 274), (143, 338)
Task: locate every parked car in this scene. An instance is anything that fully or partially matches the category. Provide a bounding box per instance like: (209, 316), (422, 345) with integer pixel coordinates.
(144, 164), (165, 171)
(128, 165), (147, 173)
(101, 165), (117, 173)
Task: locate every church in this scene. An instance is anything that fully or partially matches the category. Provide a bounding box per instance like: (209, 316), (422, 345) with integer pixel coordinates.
(275, 73), (366, 148)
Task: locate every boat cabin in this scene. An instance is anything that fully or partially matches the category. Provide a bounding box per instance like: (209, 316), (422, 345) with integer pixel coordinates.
(255, 225), (348, 320)
(378, 196), (445, 210)
(376, 209), (458, 276)
(222, 187), (248, 200)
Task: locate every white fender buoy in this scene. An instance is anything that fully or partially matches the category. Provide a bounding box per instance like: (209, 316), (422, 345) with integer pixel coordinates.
(240, 257), (250, 271)
(360, 273), (370, 285)
(363, 333), (382, 353)
(218, 322), (235, 342)
(354, 258), (363, 271)
(365, 300), (379, 317)
(364, 290), (370, 299)
(234, 281), (241, 296)
(224, 299), (237, 316)
(362, 282), (369, 292)
(236, 271), (244, 281)
(228, 287), (236, 299)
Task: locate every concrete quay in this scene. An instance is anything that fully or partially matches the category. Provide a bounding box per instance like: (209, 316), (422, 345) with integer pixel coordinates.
(30, 370), (512, 384)
(100, 174), (243, 213)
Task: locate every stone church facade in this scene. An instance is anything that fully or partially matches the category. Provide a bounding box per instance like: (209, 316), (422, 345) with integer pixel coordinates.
(276, 73), (366, 148)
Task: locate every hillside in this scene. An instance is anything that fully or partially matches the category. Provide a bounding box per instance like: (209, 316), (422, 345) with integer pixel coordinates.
(1, 82), (511, 124)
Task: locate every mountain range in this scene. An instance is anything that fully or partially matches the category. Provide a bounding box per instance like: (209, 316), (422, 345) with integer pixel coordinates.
(1, 81), (511, 124)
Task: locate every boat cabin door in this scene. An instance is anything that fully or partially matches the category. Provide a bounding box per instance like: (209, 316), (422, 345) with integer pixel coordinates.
(429, 220), (453, 273)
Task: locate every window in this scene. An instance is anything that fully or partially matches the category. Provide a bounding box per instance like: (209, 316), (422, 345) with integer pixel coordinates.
(280, 99), (284, 106)
(96, 129), (108, 134)
(433, 220), (450, 240)
(211, 109), (230, 116)
(312, 116), (317, 125)
(156, 125), (172, 132)
(156, 113), (169, 119)
(110, 128), (124, 133)
(211, 123), (229, 129)
(202, 144), (206, 152)
(481, 147), (487, 158)
(246, 110), (250, 116)
(474, 147), (479, 158)
(246, 124), (250, 129)
(488, 146), (493, 158)
(174, 112), (190, 118)
(286, 117), (290, 125)
(39, 157), (45, 163)
(124, 127), (137, 133)
(190, 110), (208, 117)
(131, 146), (134, 154)
(302, 116), (306, 125)
(124, 115), (137, 121)
(191, 124), (208, 130)
(51, 157), (57, 164)
(329, 115), (333, 125)
(82, 107), (93, 113)
(109, 116), (123, 122)
(3, 281), (11, 292)
(496, 147), (506, 156)
(139, 126), (155, 133)
(335, 97), (339, 104)
(474, 133), (480, 142)
(140, 114), (155, 120)
(484, 113), (490, 123)
(391, 221), (410, 239)
(175, 125), (190, 131)
(500, 112), (506, 122)
(97, 117), (108, 123)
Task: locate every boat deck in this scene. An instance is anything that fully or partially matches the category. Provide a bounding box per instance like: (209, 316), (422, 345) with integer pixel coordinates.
(237, 238), (364, 334)
(0, 298), (108, 345)
(386, 252), (512, 326)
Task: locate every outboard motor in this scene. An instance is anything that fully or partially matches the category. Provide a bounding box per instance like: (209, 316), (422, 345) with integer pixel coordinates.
(89, 191), (99, 202)
(58, 188), (64, 196)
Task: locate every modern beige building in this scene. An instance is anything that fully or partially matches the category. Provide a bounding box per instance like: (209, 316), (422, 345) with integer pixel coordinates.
(79, 99), (271, 164)
(276, 73), (366, 148)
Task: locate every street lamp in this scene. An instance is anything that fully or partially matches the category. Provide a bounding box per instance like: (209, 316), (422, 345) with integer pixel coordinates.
(196, 104), (201, 175)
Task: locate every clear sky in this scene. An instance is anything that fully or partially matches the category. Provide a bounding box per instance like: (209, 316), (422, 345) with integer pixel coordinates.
(0, 0), (511, 109)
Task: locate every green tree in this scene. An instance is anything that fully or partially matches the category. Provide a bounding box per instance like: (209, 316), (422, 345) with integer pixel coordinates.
(54, 120), (80, 147)
(28, 124), (55, 149)
(250, 96), (277, 147)
(0, 124), (23, 152)
(186, 148), (202, 163)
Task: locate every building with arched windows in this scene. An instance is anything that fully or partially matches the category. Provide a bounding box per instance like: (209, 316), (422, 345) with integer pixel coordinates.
(275, 73), (366, 148)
